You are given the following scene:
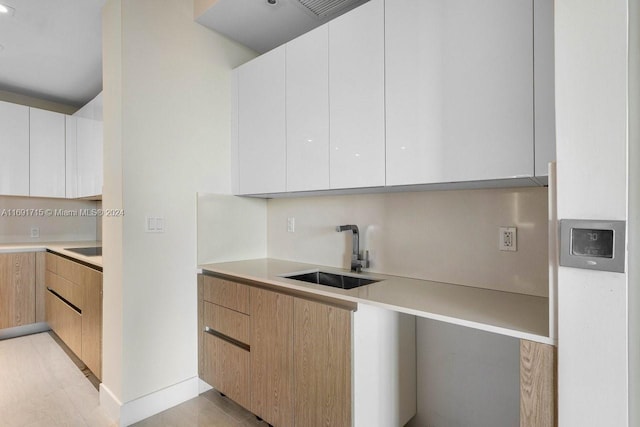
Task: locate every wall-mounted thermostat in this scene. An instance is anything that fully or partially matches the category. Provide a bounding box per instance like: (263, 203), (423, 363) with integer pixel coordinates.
(560, 219), (626, 273)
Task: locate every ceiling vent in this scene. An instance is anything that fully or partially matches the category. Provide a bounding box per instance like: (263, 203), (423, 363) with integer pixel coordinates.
(296, 0), (362, 18)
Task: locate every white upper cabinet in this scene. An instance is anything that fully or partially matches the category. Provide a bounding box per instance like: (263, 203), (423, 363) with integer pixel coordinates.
(237, 46), (286, 195)
(329, 0), (385, 189)
(286, 25), (330, 192)
(30, 108), (66, 198)
(385, 0), (535, 186)
(65, 116), (78, 198)
(76, 117), (103, 197)
(534, 0), (556, 180)
(0, 101), (29, 196)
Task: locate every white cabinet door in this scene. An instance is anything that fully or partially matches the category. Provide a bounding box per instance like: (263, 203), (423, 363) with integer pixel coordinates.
(286, 25), (330, 192)
(0, 101), (29, 196)
(30, 108), (66, 198)
(534, 0), (555, 180)
(385, 0), (534, 186)
(329, 0), (385, 189)
(237, 46), (286, 195)
(76, 117), (103, 197)
(66, 116), (78, 199)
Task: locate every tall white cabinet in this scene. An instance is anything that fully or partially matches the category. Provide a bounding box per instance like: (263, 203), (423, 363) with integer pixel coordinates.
(236, 46), (286, 195)
(385, 0), (534, 186)
(0, 101), (30, 196)
(329, 0), (385, 189)
(29, 108), (66, 198)
(285, 26), (330, 192)
(76, 117), (103, 197)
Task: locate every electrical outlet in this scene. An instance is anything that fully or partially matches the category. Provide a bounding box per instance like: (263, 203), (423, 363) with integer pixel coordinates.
(499, 227), (517, 251)
(30, 227), (40, 238)
(145, 216), (165, 233)
(287, 217), (295, 233)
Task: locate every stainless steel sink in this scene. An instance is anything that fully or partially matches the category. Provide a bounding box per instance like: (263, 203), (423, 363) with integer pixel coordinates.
(281, 270), (379, 290)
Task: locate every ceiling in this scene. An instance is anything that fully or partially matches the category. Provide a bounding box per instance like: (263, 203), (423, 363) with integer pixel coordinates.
(0, 0), (105, 108)
(196, 0), (369, 54)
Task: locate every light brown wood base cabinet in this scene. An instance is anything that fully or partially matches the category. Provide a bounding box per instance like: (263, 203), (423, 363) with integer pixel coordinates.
(45, 252), (102, 379)
(198, 274), (354, 427)
(520, 339), (556, 427)
(0, 252), (36, 329)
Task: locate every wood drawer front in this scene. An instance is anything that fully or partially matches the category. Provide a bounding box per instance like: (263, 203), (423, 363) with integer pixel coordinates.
(202, 332), (250, 410)
(54, 255), (84, 284)
(203, 301), (250, 345)
(203, 276), (250, 314)
(46, 270), (83, 309)
(82, 268), (103, 380)
(46, 289), (82, 357)
(45, 252), (58, 274)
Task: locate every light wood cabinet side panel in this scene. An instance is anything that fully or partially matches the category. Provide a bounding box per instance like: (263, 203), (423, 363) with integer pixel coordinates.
(35, 252), (46, 322)
(198, 274), (204, 378)
(250, 287), (294, 427)
(294, 298), (351, 427)
(203, 302), (250, 345)
(0, 253), (36, 329)
(520, 339), (556, 427)
(203, 276), (250, 314)
(202, 333), (251, 410)
(46, 290), (82, 357)
(81, 268), (102, 379)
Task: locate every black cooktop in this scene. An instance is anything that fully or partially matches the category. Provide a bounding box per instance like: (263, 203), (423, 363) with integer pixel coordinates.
(64, 247), (102, 257)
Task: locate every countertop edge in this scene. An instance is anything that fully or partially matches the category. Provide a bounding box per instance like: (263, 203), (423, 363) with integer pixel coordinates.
(199, 259), (553, 346)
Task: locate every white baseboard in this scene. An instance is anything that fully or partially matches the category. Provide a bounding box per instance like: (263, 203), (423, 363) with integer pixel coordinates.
(99, 383), (123, 425)
(199, 378), (213, 394)
(0, 322), (50, 340)
(100, 377), (200, 427)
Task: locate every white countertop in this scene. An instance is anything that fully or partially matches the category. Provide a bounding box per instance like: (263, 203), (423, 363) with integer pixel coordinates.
(0, 241), (102, 268)
(199, 258), (552, 345)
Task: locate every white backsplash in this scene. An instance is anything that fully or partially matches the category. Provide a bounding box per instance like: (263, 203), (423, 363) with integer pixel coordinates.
(0, 196), (99, 243)
(267, 187), (548, 297)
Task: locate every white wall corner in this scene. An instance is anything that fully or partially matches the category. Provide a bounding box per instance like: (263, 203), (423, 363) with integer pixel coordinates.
(198, 378), (213, 394)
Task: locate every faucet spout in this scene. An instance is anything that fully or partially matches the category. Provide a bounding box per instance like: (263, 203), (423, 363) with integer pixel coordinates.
(336, 224), (368, 272)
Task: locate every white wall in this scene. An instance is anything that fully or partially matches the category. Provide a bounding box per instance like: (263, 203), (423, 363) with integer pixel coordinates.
(0, 196), (98, 243)
(555, 0), (629, 425)
(407, 319), (520, 427)
(101, 0), (255, 424)
(267, 187), (549, 296)
(629, 0), (640, 423)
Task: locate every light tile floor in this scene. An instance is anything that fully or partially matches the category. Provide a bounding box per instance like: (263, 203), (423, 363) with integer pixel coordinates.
(0, 332), (268, 427)
(132, 391), (268, 427)
(0, 332), (115, 427)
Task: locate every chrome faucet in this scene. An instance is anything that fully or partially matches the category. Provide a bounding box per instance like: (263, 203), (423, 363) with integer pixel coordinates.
(336, 224), (369, 272)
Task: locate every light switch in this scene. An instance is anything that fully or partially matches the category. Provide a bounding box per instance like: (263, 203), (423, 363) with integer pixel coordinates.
(145, 216), (165, 233)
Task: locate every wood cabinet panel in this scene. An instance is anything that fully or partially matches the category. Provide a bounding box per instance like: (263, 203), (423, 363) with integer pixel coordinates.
(520, 339), (556, 427)
(81, 268), (102, 379)
(203, 302), (250, 345)
(294, 298), (351, 427)
(0, 253), (36, 329)
(203, 276), (249, 314)
(202, 332), (250, 410)
(45, 270), (83, 309)
(45, 252), (58, 274)
(35, 252), (46, 323)
(46, 290), (82, 357)
(250, 287), (294, 427)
